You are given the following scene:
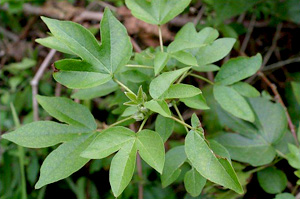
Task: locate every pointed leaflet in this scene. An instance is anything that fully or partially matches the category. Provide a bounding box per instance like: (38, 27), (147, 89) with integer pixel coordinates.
(149, 67), (190, 99)
(195, 38), (235, 66)
(109, 140), (137, 197)
(215, 53), (262, 85)
(185, 130), (243, 194)
(81, 127), (136, 159)
(170, 51), (198, 66)
(2, 121), (91, 148)
(155, 115), (174, 142)
(35, 134), (95, 189)
(136, 130), (165, 173)
(257, 167), (287, 194)
(125, 0), (191, 25)
(168, 23), (219, 53)
(161, 146), (187, 187)
(161, 84), (201, 99)
(36, 36), (74, 55)
(184, 168), (206, 197)
(213, 85), (255, 122)
(180, 94), (210, 110)
(144, 99), (171, 117)
(36, 95), (96, 130)
(154, 51), (169, 75)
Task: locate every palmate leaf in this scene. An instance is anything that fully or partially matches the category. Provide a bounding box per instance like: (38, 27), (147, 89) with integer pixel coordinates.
(125, 0), (191, 25)
(39, 8), (132, 89)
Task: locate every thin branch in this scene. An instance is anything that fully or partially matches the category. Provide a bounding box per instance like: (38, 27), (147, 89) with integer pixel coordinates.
(114, 78), (135, 95)
(262, 57), (300, 72)
(173, 103), (189, 133)
(31, 49), (56, 121)
(189, 73), (214, 85)
(258, 71), (299, 146)
(131, 37), (142, 53)
(240, 14), (256, 54)
(193, 5), (205, 25)
(170, 116), (193, 130)
(158, 25), (164, 52)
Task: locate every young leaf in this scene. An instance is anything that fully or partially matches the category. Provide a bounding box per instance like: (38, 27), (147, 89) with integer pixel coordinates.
(213, 85), (255, 122)
(275, 193), (295, 199)
(154, 51), (169, 75)
(168, 24), (219, 53)
(81, 126), (136, 159)
(184, 168), (206, 197)
(231, 82), (260, 97)
(144, 99), (171, 118)
(155, 115), (174, 142)
(71, 80), (118, 100)
(195, 38), (236, 66)
(180, 94), (210, 110)
(2, 121), (91, 148)
(109, 141), (137, 197)
(36, 95), (97, 130)
(192, 64), (220, 72)
(170, 51), (198, 66)
(161, 146), (187, 187)
(257, 167), (287, 194)
(162, 84), (201, 99)
(215, 53), (262, 85)
(149, 67), (190, 99)
(136, 130), (165, 173)
(36, 36), (74, 55)
(185, 130), (243, 194)
(125, 0), (191, 25)
(286, 144), (300, 169)
(35, 134), (95, 189)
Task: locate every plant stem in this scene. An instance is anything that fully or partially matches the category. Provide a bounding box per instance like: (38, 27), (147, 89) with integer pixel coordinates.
(158, 25), (164, 52)
(177, 69), (190, 84)
(173, 103), (189, 133)
(109, 116), (134, 128)
(138, 117), (148, 132)
(171, 116), (193, 130)
(10, 103), (27, 199)
(114, 78), (135, 95)
(126, 64), (154, 69)
(189, 73), (214, 85)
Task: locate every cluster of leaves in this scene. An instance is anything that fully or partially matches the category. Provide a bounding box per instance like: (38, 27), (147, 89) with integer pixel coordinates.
(2, 0), (300, 198)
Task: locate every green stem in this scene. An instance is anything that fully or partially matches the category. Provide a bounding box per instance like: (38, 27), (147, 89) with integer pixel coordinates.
(138, 117), (148, 132)
(114, 78), (135, 95)
(189, 73), (214, 85)
(126, 64), (154, 69)
(158, 25), (164, 52)
(10, 103), (27, 199)
(247, 158), (282, 174)
(171, 116), (193, 130)
(177, 69), (190, 84)
(109, 116), (134, 128)
(173, 103), (189, 133)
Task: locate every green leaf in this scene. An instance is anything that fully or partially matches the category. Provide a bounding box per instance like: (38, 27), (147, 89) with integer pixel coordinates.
(275, 193), (296, 199)
(144, 99), (171, 117)
(287, 144), (300, 169)
(195, 38), (235, 66)
(35, 134), (95, 189)
(185, 130), (243, 194)
(136, 130), (165, 173)
(257, 167), (287, 194)
(2, 121), (91, 148)
(209, 140), (231, 162)
(109, 140), (137, 197)
(215, 54), (262, 85)
(125, 0), (191, 25)
(155, 115), (174, 142)
(231, 82), (260, 97)
(184, 168), (206, 197)
(53, 71), (112, 89)
(81, 127), (136, 159)
(168, 24), (219, 53)
(215, 97), (288, 166)
(191, 113), (201, 128)
(41, 8), (132, 80)
(71, 80), (118, 100)
(170, 51), (198, 66)
(162, 84), (201, 99)
(213, 85), (254, 122)
(161, 146), (187, 187)
(149, 67), (190, 99)
(291, 81), (300, 105)
(154, 51), (169, 75)
(36, 36), (74, 55)
(36, 95), (97, 130)
(180, 94), (210, 110)
(192, 64), (220, 72)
